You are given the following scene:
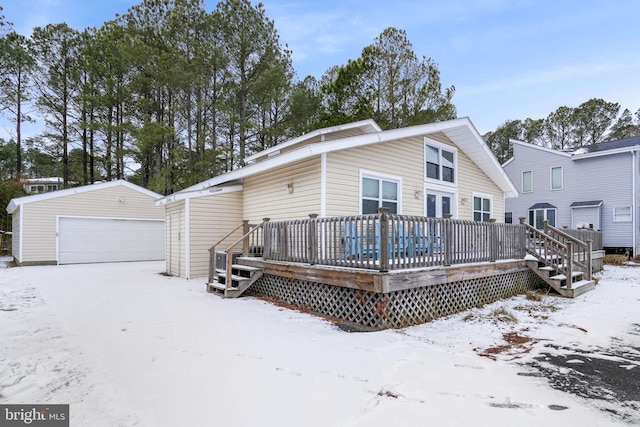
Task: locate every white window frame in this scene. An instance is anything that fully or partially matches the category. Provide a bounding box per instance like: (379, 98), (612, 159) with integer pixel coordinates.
(529, 208), (557, 229)
(613, 206), (632, 222)
(521, 170), (533, 193)
(359, 170), (402, 215)
(424, 187), (457, 219)
(472, 192), (493, 222)
(550, 166), (563, 190)
(424, 137), (457, 187)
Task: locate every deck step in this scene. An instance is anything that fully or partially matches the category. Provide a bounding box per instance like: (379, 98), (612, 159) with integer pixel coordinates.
(560, 279), (596, 297)
(560, 279), (592, 290)
(206, 281), (238, 293)
(549, 271), (583, 281)
(216, 264), (263, 273)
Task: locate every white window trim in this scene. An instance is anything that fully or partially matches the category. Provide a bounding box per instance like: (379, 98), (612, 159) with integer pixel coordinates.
(550, 166), (563, 190)
(613, 206), (632, 222)
(359, 169), (403, 215)
(529, 208), (558, 228)
(521, 170), (533, 193)
(424, 137), (457, 188)
(424, 186), (458, 219)
(472, 192), (493, 222)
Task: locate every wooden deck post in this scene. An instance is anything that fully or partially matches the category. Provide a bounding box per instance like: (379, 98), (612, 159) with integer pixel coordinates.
(566, 241), (573, 289)
(444, 217), (452, 266)
(308, 214), (318, 265)
(378, 208), (390, 272)
(586, 239), (592, 280)
(242, 220), (250, 257)
(262, 218), (271, 258)
(490, 222), (498, 262)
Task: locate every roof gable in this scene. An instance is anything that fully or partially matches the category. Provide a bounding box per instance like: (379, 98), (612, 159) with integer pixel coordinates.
(244, 119), (382, 164)
(161, 117), (517, 203)
(6, 180), (162, 214)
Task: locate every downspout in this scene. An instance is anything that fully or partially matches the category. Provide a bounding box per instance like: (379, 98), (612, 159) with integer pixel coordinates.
(185, 198), (191, 279)
(19, 207), (23, 263)
(633, 149), (637, 256)
(320, 153), (327, 217)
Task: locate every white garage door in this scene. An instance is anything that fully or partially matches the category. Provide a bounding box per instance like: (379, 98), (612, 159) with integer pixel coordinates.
(58, 217), (165, 264)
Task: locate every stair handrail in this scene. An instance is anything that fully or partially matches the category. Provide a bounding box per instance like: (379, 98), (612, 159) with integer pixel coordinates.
(543, 221), (592, 280)
(208, 221), (249, 284)
(519, 218), (571, 282)
(212, 218), (269, 290)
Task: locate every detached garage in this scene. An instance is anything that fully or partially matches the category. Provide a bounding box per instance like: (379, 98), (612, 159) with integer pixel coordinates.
(6, 180), (165, 265)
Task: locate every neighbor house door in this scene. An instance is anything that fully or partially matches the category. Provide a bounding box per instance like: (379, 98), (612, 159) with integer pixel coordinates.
(168, 211), (181, 276)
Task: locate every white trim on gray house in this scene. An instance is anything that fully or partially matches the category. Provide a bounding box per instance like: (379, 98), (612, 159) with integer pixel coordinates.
(503, 138), (640, 254)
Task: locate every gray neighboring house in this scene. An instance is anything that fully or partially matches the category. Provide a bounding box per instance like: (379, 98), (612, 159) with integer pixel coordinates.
(503, 136), (640, 255)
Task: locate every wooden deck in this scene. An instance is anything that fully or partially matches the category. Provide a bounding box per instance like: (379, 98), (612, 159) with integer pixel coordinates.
(206, 210), (600, 329)
(240, 256), (533, 294)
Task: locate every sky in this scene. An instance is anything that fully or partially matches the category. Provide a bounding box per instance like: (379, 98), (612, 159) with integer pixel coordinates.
(2, 0), (640, 136)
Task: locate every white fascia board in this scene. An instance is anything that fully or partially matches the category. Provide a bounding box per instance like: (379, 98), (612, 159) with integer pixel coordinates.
(167, 117), (518, 200)
(7, 180), (162, 214)
(244, 119), (382, 163)
(156, 185), (243, 205)
(571, 146), (637, 160)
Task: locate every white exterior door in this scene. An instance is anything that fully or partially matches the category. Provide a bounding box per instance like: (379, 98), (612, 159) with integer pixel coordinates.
(426, 190), (454, 218)
(58, 217), (165, 264)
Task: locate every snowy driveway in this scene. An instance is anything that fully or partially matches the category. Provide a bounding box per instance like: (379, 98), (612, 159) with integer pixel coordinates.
(1, 261), (638, 426)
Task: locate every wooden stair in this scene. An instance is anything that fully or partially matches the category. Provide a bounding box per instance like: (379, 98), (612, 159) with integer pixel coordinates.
(526, 260), (595, 298)
(207, 263), (263, 298)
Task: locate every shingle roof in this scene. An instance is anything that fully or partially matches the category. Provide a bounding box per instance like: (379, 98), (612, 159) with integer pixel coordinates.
(570, 200), (603, 208)
(577, 135), (640, 154)
(529, 202), (557, 209)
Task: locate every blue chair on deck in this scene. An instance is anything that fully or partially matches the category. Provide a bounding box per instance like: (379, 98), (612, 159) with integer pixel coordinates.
(410, 224), (432, 257)
(342, 221), (362, 259)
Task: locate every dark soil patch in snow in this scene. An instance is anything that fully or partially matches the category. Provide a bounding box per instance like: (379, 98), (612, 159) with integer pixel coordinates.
(476, 330), (542, 361)
(526, 324), (640, 424)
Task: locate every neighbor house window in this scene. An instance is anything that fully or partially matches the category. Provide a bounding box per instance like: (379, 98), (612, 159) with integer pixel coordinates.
(505, 212), (513, 224)
(361, 175), (399, 214)
(529, 208), (556, 230)
(473, 194), (492, 222)
(425, 139), (456, 184)
(613, 206), (632, 222)
(551, 166), (563, 190)
(522, 170), (533, 193)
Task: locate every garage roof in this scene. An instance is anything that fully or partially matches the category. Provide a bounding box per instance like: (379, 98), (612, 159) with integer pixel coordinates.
(6, 180), (162, 214)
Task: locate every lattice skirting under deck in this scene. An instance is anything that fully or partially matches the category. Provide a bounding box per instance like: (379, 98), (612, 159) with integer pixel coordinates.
(247, 270), (545, 330)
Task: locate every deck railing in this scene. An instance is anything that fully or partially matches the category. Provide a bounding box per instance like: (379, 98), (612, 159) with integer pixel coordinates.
(562, 228), (602, 251)
(520, 218), (592, 285)
(208, 220), (266, 285)
(543, 221), (592, 280)
(262, 208), (526, 272)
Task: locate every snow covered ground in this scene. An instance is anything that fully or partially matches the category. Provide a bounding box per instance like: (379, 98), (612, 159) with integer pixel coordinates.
(1, 261), (638, 426)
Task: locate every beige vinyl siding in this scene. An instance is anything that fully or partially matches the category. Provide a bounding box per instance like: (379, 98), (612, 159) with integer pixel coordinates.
(325, 133), (504, 221)
(243, 157), (321, 222)
(325, 137), (425, 217)
(12, 207), (20, 262)
(21, 185), (164, 263)
(166, 200), (185, 277)
(457, 149), (504, 221)
(188, 191), (243, 279)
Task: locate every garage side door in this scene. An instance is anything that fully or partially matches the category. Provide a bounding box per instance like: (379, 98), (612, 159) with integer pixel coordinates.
(58, 217), (165, 265)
